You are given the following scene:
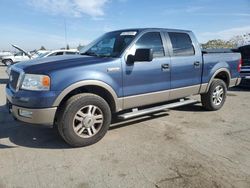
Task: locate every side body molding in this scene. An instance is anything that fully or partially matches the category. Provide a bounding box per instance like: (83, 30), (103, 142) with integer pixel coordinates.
(53, 80), (123, 112)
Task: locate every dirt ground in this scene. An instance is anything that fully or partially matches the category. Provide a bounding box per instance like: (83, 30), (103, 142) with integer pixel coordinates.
(0, 64), (250, 188)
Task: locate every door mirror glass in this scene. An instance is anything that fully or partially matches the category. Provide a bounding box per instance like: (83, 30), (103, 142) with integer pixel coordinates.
(127, 48), (153, 64)
(134, 48), (153, 62)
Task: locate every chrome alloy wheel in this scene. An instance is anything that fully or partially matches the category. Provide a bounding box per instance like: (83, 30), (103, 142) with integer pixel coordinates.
(73, 105), (104, 138)
(212, 86), (224, 106)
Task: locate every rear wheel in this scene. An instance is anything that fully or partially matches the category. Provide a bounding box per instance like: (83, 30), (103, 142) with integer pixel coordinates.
(201, 79), (227, 111)
(57, 93), (111, 147)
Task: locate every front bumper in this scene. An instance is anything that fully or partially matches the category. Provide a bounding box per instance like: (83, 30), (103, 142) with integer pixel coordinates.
(5, 84), (58, 126)
(7, 101), (57, 126)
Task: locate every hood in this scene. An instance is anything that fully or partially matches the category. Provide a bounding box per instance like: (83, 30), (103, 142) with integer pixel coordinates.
(12, 44), (31, 58)
(14, 55), (116, 74)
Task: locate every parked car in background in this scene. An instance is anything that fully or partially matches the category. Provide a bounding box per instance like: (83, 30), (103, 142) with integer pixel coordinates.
(6, 28), (242, 147)
(36, 49), (79, 59)
(1, 45), (32, 66)
(237, 45), (250, 86)
(0, 51), (13, 58)
(31, 50), (50, 58)
(6, 49), (79, 75)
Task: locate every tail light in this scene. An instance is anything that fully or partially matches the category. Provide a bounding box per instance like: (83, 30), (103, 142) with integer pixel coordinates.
(237, 58), (242, 72)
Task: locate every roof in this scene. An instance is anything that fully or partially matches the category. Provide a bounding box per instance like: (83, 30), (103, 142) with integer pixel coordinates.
(109, 28), (192, 33)
(50, 49), (78, 53)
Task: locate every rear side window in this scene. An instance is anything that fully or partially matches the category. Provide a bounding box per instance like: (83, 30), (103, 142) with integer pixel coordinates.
(65, 52), (77, 55)
(55, 52), (64, 56)
(136, 32), (165, 58)
(168, 32), (195, 56)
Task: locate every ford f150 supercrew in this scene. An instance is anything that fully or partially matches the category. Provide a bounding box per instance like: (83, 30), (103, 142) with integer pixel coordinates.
(6, 28), (242, 147)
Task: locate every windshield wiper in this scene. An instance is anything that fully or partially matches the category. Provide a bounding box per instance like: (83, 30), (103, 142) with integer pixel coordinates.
(97, 54), (114, 58)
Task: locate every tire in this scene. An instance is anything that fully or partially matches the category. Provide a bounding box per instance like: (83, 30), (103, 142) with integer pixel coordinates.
(201, 79), (227, 111)
(57, 93), (111, 147)
(3, 59), (13, 66)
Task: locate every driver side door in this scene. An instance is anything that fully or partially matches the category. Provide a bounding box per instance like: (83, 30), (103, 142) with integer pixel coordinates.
(122, 31), (171, 109)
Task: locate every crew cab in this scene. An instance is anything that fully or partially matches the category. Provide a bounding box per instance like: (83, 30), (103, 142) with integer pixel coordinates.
(6, 28), (242, 147)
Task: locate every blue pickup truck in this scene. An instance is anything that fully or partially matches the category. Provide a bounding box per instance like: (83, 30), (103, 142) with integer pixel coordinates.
(6, 28), (242, 147)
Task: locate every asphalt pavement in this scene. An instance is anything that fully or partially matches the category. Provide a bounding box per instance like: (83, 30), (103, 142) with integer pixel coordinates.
(0, 64), (250, 188)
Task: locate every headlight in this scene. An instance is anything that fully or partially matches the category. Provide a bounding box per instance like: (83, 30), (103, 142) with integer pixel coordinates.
(21, 74), (50, 91)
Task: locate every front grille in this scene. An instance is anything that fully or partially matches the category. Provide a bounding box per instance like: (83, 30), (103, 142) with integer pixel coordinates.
(242, 58), (250, 66)
(9, 69), (20, 90)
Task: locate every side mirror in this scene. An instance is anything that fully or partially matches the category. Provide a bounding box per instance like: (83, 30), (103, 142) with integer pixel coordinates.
(126, 48), (153, 65)
(127, 54), (135, 65)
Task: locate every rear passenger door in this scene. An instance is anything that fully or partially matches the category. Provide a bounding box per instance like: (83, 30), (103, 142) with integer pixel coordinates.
(166, 32), (202, 99)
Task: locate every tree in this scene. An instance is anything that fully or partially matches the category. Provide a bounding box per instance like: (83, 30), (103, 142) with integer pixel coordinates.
(202, 39), (235, 49)
(202, 32), (250, 49)
(230, 33), (250, 47)
(40, 46), (46, 50)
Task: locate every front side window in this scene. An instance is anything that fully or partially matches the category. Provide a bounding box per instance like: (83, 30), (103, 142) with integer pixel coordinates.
(55, 52), (64, 56)
(80, 31), (138, 58)
(135, 32), (165, 58)
(168, 32), (195, 56)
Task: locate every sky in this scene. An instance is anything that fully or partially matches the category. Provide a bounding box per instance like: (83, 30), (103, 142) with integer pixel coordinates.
(0, 0), (249, 51)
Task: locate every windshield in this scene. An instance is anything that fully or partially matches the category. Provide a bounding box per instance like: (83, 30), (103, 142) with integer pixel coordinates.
(14, 51), (23, 56)
(80, 31), (138, 58)
(36, 52), (50, 58)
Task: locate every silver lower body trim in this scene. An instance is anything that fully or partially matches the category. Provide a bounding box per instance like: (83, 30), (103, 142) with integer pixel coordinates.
(123, 90), (170, 110)
(11, 105), (57, 126)
(229, 78), (242, 87)
(169, 85), (200, 100)
(122, 85), (201, 110)
(199, 83), (208, 94)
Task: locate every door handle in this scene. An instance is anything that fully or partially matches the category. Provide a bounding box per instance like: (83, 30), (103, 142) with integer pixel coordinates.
(161, 64), (170, 70)
(194, 61), (200, 67)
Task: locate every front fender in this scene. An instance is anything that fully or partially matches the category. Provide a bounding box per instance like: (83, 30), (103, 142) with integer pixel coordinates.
(52, 80), (123, 112)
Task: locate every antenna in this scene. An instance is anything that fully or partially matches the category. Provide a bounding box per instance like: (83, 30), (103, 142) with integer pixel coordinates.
(64, 18), (68, 49)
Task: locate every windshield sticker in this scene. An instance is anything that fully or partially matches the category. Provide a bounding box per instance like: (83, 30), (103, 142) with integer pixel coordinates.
(120, 31), (137, 36)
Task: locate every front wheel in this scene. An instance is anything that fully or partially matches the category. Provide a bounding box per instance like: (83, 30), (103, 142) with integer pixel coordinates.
(3, 59), (13, 66)
(57, 93), (111, 147)
(201, 79), (227, 111)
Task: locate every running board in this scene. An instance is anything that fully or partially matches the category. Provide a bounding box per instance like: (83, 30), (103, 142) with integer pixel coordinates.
(118, 99), (198, 120)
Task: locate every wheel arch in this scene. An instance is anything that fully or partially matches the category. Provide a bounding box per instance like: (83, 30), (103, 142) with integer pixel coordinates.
(2, 58), (13, 65)
(206, 68), (231, 92)
(53, 80), (122, 113)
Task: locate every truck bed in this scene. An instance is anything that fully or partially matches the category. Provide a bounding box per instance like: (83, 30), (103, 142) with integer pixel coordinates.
(202, 52), (241, 83)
